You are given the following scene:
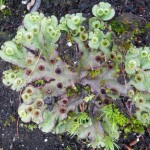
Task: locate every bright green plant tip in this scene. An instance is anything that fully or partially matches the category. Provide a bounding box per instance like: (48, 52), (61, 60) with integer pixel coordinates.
(92, 2), (115, 21)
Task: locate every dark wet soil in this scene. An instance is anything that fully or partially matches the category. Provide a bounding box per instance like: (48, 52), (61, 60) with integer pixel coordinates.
(0, 0), (150, 150)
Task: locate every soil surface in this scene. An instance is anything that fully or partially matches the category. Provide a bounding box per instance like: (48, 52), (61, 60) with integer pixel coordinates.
(0, 0), (150, 150)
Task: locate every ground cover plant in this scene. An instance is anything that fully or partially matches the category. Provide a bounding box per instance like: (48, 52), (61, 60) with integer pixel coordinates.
(0, 1), (150, 149)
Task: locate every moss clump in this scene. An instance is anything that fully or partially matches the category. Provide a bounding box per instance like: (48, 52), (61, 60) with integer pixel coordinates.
(33, 79), (46, 87)
(10, 115), (16, 122)
(110, 20), (129, 34)
(146, 22), (150, 29)
(103, 105), (145, 136)
(89, 69), (102, 78)
(20, 123), (37, 131)
(4, 120), (10, 127)
(66, 85), (82, 97)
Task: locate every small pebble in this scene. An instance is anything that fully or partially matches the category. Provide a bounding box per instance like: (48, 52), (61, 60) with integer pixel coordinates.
(44, 139), (48, 142)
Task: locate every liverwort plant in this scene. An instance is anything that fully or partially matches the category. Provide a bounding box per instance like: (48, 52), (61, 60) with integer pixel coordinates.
(0, 1), (150, 149)
(92, 2), (115, 21)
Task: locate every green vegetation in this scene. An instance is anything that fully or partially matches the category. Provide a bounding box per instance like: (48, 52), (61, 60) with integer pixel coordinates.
(0, 1), (150, 149)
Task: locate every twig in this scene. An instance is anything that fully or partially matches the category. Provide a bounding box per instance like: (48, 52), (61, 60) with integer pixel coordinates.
(79, 102), (87, 112)
(129, 135), (141, 147)
(78, 0), (83, 5)
(125, 145), (133, 150)
(30, 0), (41, 13)
(124, 0), (128, 5)
(16, 90), (23, 137)
(16, 117), (20, 138)
(27, 0), (35, 11)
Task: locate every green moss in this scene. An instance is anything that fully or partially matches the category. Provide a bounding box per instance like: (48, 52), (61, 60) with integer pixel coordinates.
(1, 8), (12, 16)
(28, 124), (37, 131)
(103, 105), (129, 127)
(113, 108), (129, 127)
(111, 19), (148, 51)
(110, 20), (129, 34)
(84, 85), (92, 94)
(20, 123), (37, 131)
(110, 19), (143, 35)
(66, 112), (92, 136)
(146, 22), (150, 29)
(133, 21), (139, 26)
(131, 27), (146, 36)
(66, 84), (82, 97)
(103, 105), (145, 135)
(66, 88), (74, 97)
(131, 118), (145, 133)
(89, 69), (102, 78)
(4, 115), (16, 127)
(114, 109), (145, 134)
(10, 64), (22, 70)
(124, 119), (145, 134)
(83, 94), (95, 102)
(10, 115), (15, 122)
(34, 79), (46, 86)
(66, 146), (72, 150)
(0, 0), (6, 5)
(4, 120), (10, 127)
